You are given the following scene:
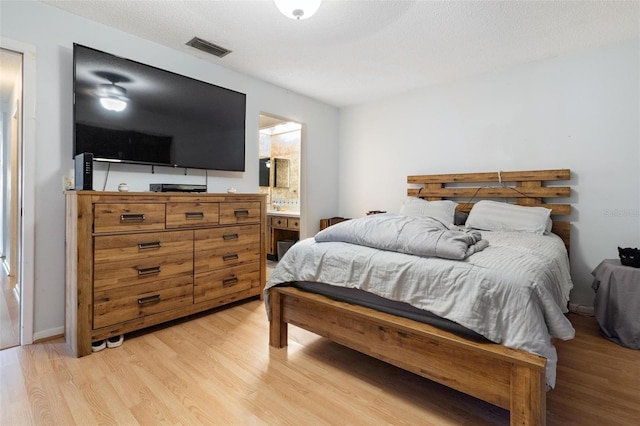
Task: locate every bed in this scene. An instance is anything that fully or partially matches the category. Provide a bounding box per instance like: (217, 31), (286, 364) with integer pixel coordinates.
(266, 169), (573, 425)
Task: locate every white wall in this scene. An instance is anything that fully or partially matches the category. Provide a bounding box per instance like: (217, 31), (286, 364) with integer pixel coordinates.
(339, 39), (640, 307)
(0, 1), (339, 339)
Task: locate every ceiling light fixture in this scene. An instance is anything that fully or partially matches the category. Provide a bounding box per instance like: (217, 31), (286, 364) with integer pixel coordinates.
(274, 0), (321, 20)
(98, 82), (128, 112)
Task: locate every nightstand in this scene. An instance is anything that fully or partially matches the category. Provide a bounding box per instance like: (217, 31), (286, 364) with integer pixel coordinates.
(591, 259), (640, 349)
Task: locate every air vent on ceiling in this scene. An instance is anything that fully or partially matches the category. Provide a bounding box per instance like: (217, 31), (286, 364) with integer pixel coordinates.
(186, 37), (231, 58)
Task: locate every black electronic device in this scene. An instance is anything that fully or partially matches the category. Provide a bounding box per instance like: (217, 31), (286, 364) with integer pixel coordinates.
(74, 152), (93, 190)
(149, 183), (207, 193)
(73, 44), (246, 171)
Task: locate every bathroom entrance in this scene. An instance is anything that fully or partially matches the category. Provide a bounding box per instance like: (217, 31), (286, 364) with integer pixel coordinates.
(258, 114), (301, 261)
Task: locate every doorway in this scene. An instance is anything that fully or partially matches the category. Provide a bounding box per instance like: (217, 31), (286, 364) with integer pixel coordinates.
(258, 113), (302, 265)
(258, 114), (301, 209)
(0, 47), (23, 350)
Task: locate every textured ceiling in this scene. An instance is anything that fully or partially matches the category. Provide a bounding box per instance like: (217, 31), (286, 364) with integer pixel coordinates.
(42, 0), (640, 107)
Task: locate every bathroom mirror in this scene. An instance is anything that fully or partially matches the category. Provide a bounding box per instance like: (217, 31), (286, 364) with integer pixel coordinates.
(274, 158), (290, 188)
(259, 157), (290, 188)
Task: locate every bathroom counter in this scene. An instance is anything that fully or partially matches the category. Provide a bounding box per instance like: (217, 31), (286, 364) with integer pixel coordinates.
(267, 211), (300, 218)
(267, 212), (300, 260)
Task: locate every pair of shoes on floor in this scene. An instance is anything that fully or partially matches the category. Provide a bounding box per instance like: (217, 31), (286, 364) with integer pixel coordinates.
(91, 335), (124, 352)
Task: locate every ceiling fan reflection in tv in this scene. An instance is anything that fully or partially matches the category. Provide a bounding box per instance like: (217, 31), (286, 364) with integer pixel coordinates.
(73, 44), (247, 172)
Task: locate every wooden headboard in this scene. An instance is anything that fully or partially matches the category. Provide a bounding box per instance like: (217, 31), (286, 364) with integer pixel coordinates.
(407, 169), (571, 251)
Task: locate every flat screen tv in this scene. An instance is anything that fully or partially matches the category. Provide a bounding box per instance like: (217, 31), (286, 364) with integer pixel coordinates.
(73, 44), (246, 171)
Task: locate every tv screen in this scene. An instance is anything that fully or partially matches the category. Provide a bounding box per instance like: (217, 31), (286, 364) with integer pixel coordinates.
(73, 44), (246, 171)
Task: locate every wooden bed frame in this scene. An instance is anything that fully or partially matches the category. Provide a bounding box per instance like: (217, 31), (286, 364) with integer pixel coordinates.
(269, 169), (571, 426)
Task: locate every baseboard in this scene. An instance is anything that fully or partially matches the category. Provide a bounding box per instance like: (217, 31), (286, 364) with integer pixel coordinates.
(32, 326), (64, 343)
(569, 303), (595, 316)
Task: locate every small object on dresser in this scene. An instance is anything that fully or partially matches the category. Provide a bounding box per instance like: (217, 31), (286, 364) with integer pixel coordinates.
(227, 187), (237, 194)
(118, 183), (129, 192)
(618, 247), (640, 268)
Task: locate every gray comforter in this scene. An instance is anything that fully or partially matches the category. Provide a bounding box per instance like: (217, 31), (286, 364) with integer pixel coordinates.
(314, 214), (489, 260)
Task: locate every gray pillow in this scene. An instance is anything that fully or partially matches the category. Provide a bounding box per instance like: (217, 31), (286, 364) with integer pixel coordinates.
(399, 197), (457, 224)
(465, 200), (551, 235)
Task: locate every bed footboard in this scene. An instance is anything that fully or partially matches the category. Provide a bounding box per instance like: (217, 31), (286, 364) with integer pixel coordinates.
(269, 286), (546, 426)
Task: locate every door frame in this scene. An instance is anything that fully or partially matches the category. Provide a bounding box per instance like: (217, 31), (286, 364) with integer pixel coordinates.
(258, 112), (306, 240)
(1, 37), (36, 346)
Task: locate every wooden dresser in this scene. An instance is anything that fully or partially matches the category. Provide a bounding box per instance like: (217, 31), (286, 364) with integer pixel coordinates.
(65, 191), (267, 357)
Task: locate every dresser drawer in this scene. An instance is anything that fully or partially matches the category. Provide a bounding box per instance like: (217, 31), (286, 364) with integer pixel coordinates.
(194, 263), (260, 303)
(94, 251), (193, 292)
(270, 216), (299, 230)
(287, 218), (300, 230)
(219, 202), (261, 225)
(94, 230), (193, 264)
(271, 216), (287, 228)
(166, 202), (219, 229)
(93, 275), (193, 329)
(94, 203), (166, 233)
(194, 225), (261, 271)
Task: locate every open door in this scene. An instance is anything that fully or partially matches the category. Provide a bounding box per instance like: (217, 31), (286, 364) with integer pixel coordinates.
(1, 37), (35, 349)
(0, 47), (23, 349)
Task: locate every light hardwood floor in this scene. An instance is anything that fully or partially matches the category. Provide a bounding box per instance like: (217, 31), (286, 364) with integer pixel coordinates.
(1, 299), (638, 425)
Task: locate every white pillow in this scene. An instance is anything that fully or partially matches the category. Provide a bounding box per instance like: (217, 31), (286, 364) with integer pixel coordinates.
(545, 217), (553, 234)
(465, 200), (552, 235)
(399, 197), (457, 224)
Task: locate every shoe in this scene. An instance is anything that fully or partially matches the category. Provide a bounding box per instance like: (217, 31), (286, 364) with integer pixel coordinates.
(92, 340), (106, 352)
(106, 334), (124, 349)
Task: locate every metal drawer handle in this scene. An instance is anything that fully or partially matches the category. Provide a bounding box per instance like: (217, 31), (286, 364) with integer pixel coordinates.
(120, 213), (145, 222)
(138, 241), (161, 250)
(223, 233), (239, 240)
(185, 211), (205, 219)
(222, 276), (239, 286)
(223, 254), (239, 262)
(137, 266), (161, 276)
(234, 209), (249, 217)
(138, 295), (161, 305)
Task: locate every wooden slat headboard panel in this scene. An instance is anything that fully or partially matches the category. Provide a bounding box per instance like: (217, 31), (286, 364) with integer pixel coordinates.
(407, 169), (571, 250)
